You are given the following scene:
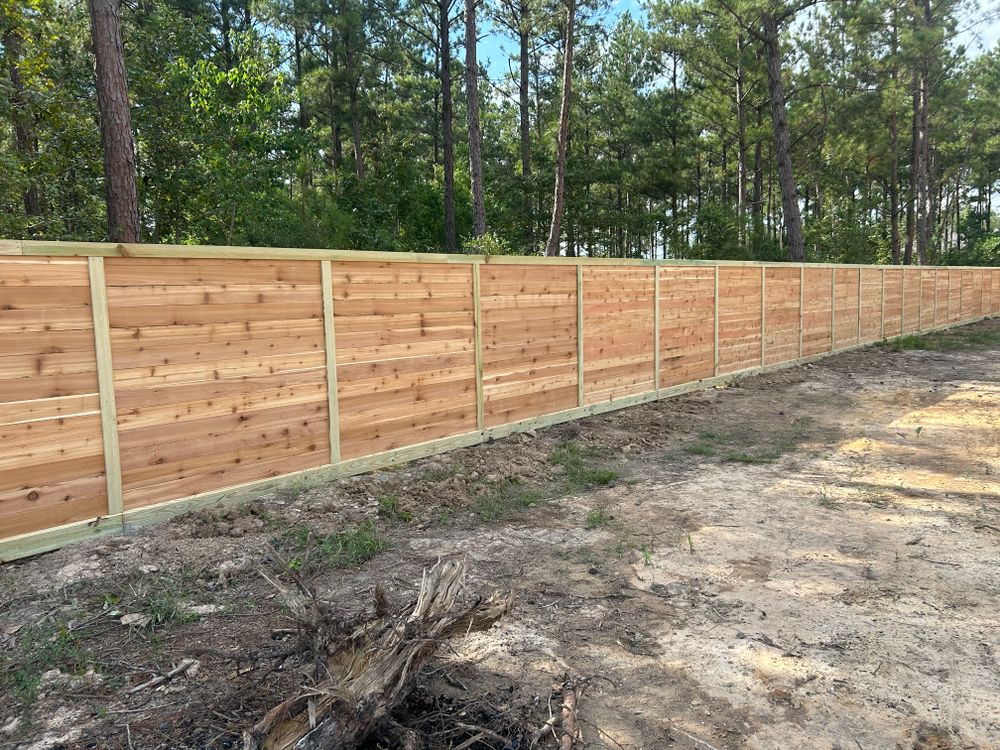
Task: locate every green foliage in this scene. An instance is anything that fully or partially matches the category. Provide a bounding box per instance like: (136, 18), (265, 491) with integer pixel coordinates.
(278, 520), (387, 569)
(0, 623), (93, 705)
(0, 0), (995, 262)
(378, 494), (413, 523)
(549, 441), (620, 490)
(888, 327), (1000, 352)
(474, 477), (546, 521)
(585, 506), (613, 528)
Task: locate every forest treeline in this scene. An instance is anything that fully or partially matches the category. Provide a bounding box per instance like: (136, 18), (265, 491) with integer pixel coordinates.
(1, 0), (998, 263)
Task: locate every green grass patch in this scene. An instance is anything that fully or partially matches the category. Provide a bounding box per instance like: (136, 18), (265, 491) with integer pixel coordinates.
(585, 506), (613, 529)
(278, 520), (387, 570)
(888, 326), (1000, 352)
(378, 494), (413, 523)
(549, 441), (620, 490)
(681, 419), (814, 465)
(0, 623), (94, 705)
(474, 478), (545, 522)
(684, 442), (716, 456)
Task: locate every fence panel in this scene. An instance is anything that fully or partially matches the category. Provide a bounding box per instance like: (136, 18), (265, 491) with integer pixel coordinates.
(332, 261), (477, 459)
(106, 258), (329, 509)
(0, 257), (106, 538)
(582, 267), (655, 404)
(834, 268), (861, 350)
(658, 266), (715, 387)
(763, 266), (801, 365)
(718, 267), (763, 373)
(481, 265), (578, 427)
(0, 241), (996, 560)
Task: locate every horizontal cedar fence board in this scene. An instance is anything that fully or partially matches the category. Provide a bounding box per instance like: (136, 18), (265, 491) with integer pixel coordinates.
(0, 257), (107, 538)
(481, 265), (578, 428)
(0, 242), (997, 559)
(658, 266), (715, 387)
(105, 258), (330, 510)
(583, 267), (655, 404)
(763, 266), (800, 366)
(332, 262), (477, 459)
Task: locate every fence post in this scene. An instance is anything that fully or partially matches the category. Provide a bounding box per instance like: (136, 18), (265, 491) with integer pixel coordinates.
(856, 268), (862, 344)
(760, 266), (766, 366)
(88, 256), (123, 518)
(880, 268), (886, 339)
(653, 267), (660, 391)
(320, 261), (341, 464)
(577, 265), (584, 406)
(830, 268), (836, 352)
(471, 262), (484, 430)
(917, 267), (923, 331)
(713, 265), (720, 376)
(798, 265), (804, 358)
(900, 267), (906, 334)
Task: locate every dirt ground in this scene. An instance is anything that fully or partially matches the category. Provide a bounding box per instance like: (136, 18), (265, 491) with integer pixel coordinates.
(2, 321), (1000, 750)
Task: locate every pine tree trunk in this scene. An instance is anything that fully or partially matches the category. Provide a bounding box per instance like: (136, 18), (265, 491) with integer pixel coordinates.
(544, 0), (575, 257)
(88, 0), (140, 243)
(465, 0), (486, 237)
(440, 0), (456, 252)
(762, 13), (803, 262)
(518, 6), (533, 248)
(735, 34), (747, 247)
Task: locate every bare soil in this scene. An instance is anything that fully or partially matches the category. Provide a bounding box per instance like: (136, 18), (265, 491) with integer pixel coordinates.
(2, 321), (1000, 750)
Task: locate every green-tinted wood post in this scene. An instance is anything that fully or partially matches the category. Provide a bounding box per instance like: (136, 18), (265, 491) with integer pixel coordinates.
(653, 267), (660, 391)
(320, 261), (341, 463)
(880, 268), (886, 339)
(760, 266), (766, 365)
(713, 265), (720, 376)
(88, 256), (123, 517)
(799, 266), (804, 357)
(577, 265), (584, 406)
(830, 268), (836, 351)
(899, 266), (906, 336)
(472, 262), (484, 430)
(856, 268), (862, 343)
(917, 268), (922, 331)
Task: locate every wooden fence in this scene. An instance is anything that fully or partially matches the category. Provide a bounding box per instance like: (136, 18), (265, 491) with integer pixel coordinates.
(1, 239), (998, 560)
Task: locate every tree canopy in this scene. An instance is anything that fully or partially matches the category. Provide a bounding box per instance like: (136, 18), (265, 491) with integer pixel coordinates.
(1, 0), (998, 263)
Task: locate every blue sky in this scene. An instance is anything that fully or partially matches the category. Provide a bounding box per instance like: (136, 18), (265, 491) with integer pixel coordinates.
(477, 0), (1000, 80)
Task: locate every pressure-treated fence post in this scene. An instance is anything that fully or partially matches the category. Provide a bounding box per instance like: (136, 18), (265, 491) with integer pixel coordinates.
(880, 268), (886, 339)
(900, 267), (906, 334)
(917, 267), (922, 331)
(760, 266), (766, 366)
(830, 268), (836, 351)
(472, 262), (484, 430)
(88, 256), (123, 518)
(653, 267), (660, 391)
(798, 265), (804, 358)
(713, 265), (720, 376)
(856, 267), (862, 344)
(577, 265), (584, 406)
(320, 261), (341, 464)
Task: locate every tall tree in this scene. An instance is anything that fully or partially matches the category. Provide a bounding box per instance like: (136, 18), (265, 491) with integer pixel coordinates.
(544, 0), (575, 256)
(465, 0), (485, 236)
(87, 0), (139, 241)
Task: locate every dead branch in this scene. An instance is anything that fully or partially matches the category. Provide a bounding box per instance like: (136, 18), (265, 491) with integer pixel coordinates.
(244, 560), (514, 750)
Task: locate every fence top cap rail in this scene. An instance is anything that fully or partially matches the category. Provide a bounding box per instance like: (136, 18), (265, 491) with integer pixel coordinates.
(1, 239), (994, 270)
